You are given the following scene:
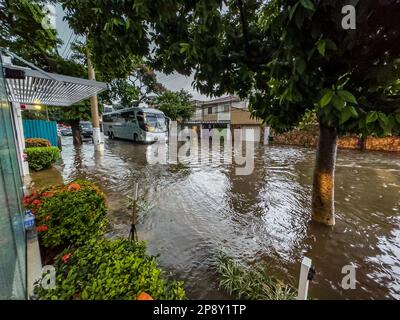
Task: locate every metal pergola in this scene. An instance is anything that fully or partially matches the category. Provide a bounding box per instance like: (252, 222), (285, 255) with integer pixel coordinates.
(4, 64), (107, 106)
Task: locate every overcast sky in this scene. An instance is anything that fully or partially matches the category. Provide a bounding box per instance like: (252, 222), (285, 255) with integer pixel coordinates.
(55, 5), (210, 101)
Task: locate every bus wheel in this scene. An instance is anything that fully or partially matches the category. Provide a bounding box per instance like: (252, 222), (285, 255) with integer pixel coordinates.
(133, 133), (138, 143)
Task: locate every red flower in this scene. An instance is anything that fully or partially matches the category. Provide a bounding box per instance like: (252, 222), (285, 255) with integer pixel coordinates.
(23, 195), (32, 206)
(36, 225), (48, 232)
(32, 199), (42, 208)
(68, 183), (81, 191)
(137, 292), (153, 300)
(42, 191), (54, 198)
(62, 253), (71, 263)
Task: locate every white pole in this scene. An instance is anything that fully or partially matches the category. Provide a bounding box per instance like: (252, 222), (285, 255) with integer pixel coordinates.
(11, 102), (30, 177)
(264, 126), (270, 145)
(86, 46), (104, 153)
(297, 256), (312, 300)
(134, 183), (139, 201)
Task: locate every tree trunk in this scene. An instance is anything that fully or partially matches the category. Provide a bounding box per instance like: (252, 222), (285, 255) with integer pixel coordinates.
(311, 125), (338, 226)
(70, 120), (82, 146)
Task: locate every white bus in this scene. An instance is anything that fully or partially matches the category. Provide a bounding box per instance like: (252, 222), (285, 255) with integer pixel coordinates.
(102, 107), (168, 143)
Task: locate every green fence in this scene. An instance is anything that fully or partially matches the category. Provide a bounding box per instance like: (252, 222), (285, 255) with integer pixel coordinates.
(22, 119), (58, 146)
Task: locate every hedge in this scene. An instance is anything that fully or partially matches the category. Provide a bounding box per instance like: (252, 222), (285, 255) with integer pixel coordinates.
(25, 180), (186, 300)
(25, 147), (60, 171)
(24, 180), (107, 248)
(34, 239), (186, 300)
(25, 138), (51, 148)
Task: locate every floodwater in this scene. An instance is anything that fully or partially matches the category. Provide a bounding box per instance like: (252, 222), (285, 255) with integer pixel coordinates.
(31, 136), (400, 300)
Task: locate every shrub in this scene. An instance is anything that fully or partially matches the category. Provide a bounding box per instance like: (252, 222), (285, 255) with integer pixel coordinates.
(215, 252), (297, 300)
(34, 238), (186, 300)
(25, 147), (60, 171)
(24, 180), (107, 248)
(25, 138), (51, 148)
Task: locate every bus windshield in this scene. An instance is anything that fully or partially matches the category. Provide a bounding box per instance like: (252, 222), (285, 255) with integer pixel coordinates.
(144, 113), (167, 132)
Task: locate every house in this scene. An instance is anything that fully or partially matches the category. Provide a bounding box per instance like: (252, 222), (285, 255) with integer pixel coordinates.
(185, 96), (267, 142)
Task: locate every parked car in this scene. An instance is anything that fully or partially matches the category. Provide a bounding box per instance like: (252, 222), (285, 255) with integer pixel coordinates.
(80, 121), (93, 139)
(60, 127), (72, 136)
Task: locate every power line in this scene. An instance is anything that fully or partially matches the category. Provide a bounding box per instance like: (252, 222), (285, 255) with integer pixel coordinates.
(64, 35), (78, 59)
(61, 31), (74, 58)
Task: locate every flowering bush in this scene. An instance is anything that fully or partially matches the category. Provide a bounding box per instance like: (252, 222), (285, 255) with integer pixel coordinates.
(25, 138), (51, 148)
(24, 180), (107, 247)
(34, 238), (186, 300)
(25, 147), (60, 171)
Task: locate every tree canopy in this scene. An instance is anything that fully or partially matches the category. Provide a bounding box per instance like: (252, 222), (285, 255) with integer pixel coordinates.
(0, 0), (58, 66)
(107, 60), (166, 108)
(152, 90), (193, 121)
(59, 0), (181, 81)
(151, 0), (400, 136)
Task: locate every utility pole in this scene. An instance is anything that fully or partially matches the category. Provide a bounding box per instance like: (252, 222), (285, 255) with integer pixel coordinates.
(86, 46), (104, 152)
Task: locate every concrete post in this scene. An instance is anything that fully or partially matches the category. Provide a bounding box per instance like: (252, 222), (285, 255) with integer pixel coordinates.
(264, 126), (270, 145)
(297, 256), (312, 300)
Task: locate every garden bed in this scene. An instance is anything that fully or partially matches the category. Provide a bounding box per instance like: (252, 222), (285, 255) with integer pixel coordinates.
(24, 180), (185, 300)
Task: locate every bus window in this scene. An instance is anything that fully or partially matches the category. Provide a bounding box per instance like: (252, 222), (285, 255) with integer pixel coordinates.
(136, 114), (145, 130)
(121, 111), (134, 122)
(144, 113), (167, 132)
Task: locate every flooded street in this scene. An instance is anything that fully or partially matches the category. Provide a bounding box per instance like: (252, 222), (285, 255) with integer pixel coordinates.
(32, 136), (400, 300)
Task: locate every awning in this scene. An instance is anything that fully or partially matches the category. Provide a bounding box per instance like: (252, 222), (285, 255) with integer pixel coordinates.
(4, 64), (107, 107)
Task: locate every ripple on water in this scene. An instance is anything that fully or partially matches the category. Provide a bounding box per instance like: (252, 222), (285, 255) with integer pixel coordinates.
(38, 137), (400, 299)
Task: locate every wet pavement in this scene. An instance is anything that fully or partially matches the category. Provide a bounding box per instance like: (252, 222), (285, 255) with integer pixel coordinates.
(31, 136), (400, 300)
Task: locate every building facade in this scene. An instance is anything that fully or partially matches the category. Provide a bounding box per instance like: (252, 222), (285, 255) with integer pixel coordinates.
(186, 96), (266, 142)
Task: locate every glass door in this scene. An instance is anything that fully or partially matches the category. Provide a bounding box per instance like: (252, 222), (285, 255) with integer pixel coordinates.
(0, 56), (27, 299)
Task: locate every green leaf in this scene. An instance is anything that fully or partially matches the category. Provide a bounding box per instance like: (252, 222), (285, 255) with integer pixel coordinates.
(331, 94), (345, 110)
(366, 111), (378, 124)
(179, 43), (190, 54)
(378, 112), (389, 126)
(325, 39), (337, 51)
(317, 40), (326, 56)
(349, 105), (358, 117)
(81, 290), (88, 300)
(295, 9), (304, 29)
(319, 90), (334, 107)
(395, 113), (400, 124)
(300, 0), (315, 11)
(289, 2), (299, 20)
(340, 107), (353, 124)
(338, 90), (357, 104)
(296, 58), (306, 75)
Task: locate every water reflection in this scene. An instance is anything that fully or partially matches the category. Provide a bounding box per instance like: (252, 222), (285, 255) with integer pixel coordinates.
(34, 137), (400, 299)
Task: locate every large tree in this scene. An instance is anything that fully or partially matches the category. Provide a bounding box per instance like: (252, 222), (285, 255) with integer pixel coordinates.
(59, 0), (181, 81)
(108, 61), (166, 108)
(153, 90), (193, 121)
(151, 0), (400, 226)
(0, 0), (96, 146)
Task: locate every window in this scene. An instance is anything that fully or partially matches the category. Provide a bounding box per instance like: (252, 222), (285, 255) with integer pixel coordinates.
(208, 107), (212, 114)
(121, 111), (135, 122)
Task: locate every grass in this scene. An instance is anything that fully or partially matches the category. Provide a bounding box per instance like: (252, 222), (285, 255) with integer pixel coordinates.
(214, 252), (297, 300)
